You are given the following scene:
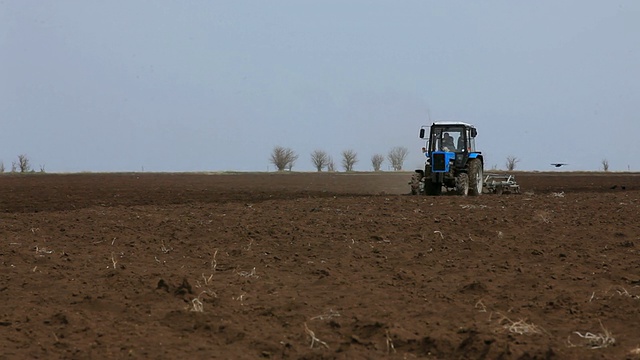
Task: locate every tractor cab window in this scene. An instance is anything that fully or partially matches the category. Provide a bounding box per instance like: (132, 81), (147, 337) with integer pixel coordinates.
(432, 127), (464, 152)
(467, 132), (476, 152)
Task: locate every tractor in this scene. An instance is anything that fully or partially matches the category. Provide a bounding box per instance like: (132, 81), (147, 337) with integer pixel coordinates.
(410, 122), (483, 196)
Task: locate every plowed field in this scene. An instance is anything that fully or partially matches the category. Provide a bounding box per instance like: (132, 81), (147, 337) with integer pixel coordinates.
(1, 172), (639, 359)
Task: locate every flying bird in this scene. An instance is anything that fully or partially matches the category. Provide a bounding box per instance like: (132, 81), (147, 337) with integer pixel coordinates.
(550, 163), (569, 168)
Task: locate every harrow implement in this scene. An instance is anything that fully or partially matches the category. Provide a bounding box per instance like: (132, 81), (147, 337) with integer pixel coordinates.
(483, 173), (520, 195)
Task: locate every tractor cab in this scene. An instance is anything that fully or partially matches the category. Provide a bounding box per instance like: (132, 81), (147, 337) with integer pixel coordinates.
(420, 122), (478, 154)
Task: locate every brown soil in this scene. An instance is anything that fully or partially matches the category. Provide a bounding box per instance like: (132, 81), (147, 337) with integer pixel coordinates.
(1, 172), (639, 359)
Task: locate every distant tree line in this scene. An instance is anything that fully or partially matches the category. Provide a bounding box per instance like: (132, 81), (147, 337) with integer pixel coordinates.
(271, 148), (625, 173)
(0, 154), (45, 174)
(0, 151), (622, 174)
(269, 146), (410, 172)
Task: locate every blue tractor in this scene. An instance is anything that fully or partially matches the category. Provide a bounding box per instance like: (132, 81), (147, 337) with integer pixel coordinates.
(410, 122), (484, 196)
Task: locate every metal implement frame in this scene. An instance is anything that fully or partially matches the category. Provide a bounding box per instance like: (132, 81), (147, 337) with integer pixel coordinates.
(483, 173), (520, 194)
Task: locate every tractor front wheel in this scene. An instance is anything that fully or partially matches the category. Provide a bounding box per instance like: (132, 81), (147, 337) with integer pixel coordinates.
(456, 173), (469, 196)
(468, 159), (483, 196)
(409, 172), (423, 195)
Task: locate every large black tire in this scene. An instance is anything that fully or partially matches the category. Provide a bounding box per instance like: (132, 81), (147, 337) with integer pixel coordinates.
(456, 173), (469, 196)
(468, 159), (483, 196)
(409, 173), (422, 195)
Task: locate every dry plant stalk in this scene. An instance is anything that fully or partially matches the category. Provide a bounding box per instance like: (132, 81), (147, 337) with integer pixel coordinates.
(505, 319), (542, 335)
(434, 230), (444, 239)
(304, 322), (329, 349)
(232, 293), (246, 305)
(189, 291), (215, 312)
(614, 286), (640, 300)
(161, 240), (172, 254)
(110, 252), (117, 269)
(236, 267), (258, 278)
(202, 273), (214, 286)
(190, 298), (204, 312)
(568, 320), (615, 349)
(495, 312), (542, 335)
(211, 249), (218, 271)
(536, 211), (551, 223)
(385, 330), (396, 354)
(310, 309), (341, 321)
(475, 300), (487, 313)
(460, 204), (488, 210)
(35, 246), (54, 255)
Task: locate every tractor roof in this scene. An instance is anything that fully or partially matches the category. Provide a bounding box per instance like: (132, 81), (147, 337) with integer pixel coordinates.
(431, 121), (475, 128)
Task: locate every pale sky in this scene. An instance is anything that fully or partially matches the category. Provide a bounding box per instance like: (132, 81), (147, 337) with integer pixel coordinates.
(2, 1), (638, 172)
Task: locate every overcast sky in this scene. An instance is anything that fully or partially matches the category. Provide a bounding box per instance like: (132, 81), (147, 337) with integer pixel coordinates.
(2, 1), (638, 172)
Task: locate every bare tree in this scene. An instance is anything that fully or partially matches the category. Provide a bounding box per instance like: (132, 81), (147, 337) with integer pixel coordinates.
(341, 149), (358, 172)
(327, 156), (336, 172)
(17, 154), (31, 173)
(0, 161), (4, 173)
(505, 156), (520, 171)
(11, 161), (17, 173)
(270, 146), (298, 171)
(310, 150), (329, 172)
(387, 146), (409, 171)
(601, 159), (609, 172)
(371, 154), (385, 171)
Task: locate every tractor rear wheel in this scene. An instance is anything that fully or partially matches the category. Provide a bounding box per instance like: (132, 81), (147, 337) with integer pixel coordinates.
(456, 173), (469, 196)
(468, 159), (483, 196)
